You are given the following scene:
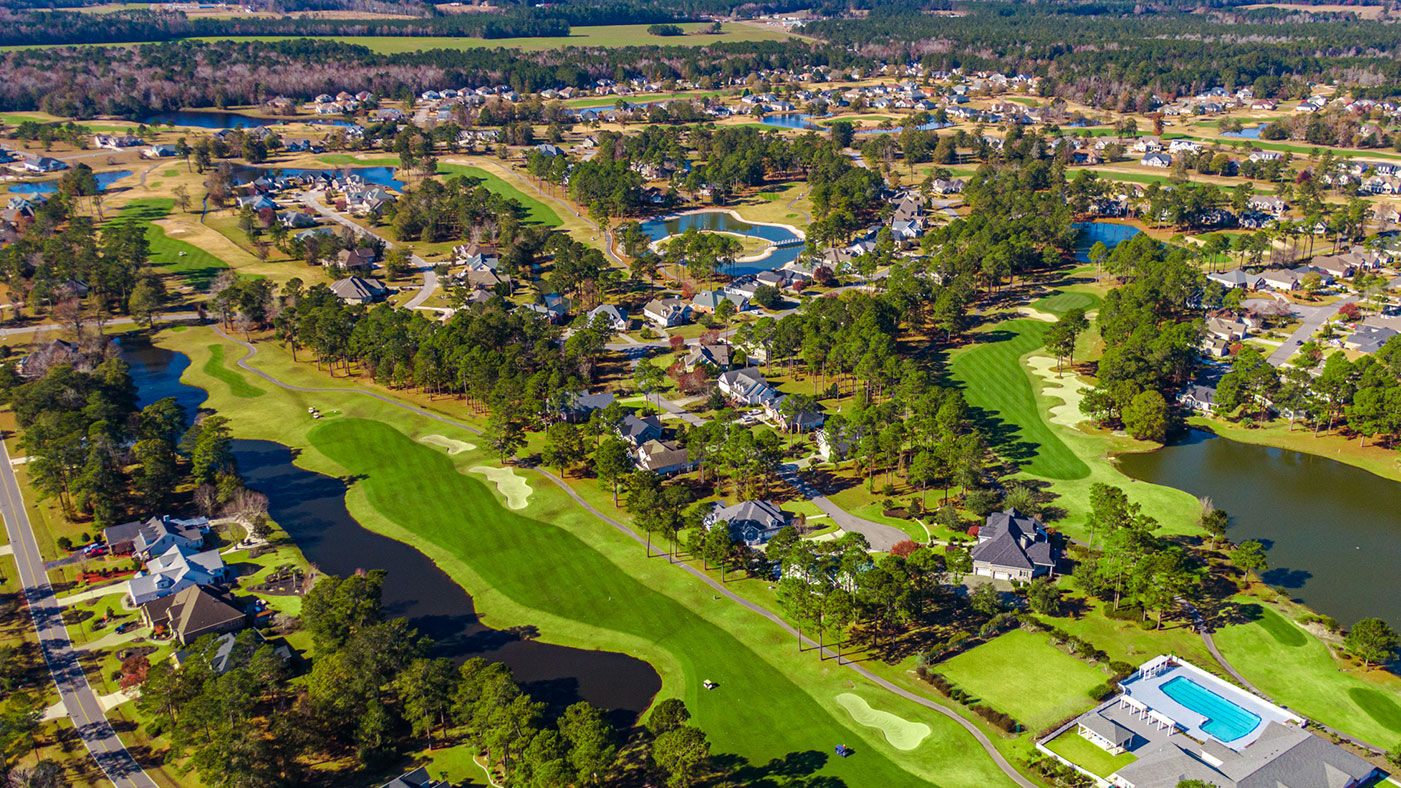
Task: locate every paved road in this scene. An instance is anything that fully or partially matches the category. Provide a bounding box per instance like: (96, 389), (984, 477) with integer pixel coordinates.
(1263, 295), (1357, 367)
(213, 327), (1035, 788)
(0, 311), (200, 340)
(0, 439), (158, 788)
(776, 465), (908, 551)
(298, 194), (439, 309)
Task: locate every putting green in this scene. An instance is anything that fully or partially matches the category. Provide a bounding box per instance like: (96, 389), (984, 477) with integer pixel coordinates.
(469, 465), (532, 510)
(1025, 354), (1089, 428)
(418, 433), (476, 455)
(835, 693), (930, 751)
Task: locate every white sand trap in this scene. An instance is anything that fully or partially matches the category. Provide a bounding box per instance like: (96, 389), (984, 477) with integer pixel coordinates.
(469, 466), (532, 510)
(1026, 354), (1089, 427)
(419, 434), (476, 455)
(835, 693), (930, 751)
(1016, 307), (1059, 323)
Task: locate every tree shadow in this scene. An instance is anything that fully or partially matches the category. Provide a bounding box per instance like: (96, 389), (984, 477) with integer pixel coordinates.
(1260, 567), (1312, 589)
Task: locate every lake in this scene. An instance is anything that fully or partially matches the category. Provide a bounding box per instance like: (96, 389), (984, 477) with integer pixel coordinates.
(119, 338), (661, 724)
(141, 110), (359, 130)
(10, 169), (133, 195)
(639, 210), (805, 275)
(1221, 125), (1263, 139)
(1116, 428), (1401, 630)
(761, 113), (821, 130)
(1074, 220), (1141, 262)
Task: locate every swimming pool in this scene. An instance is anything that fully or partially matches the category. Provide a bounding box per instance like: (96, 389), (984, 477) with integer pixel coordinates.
(1161, 676), (1262, 742)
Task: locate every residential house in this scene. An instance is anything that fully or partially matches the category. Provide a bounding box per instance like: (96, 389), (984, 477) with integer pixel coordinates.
(127, 544), (229, 606)
(585, 304), (628, 331)
(93, 134), (142, 150)
(1345, 324), (1399, 354)
(329, 276), (389, 304)
(276, 210), (317, 229)
(763, 394), (824, 433)
(17, 339), (84, 380)
(1204, 316), (1249, 342)
(329, 247), (376, 273)
(690, 289), (749, 314)
(617, 414), (664, 446)
(380, 767), (447, 788)
(717, 367), (778, 406)
(1206, 269), (1263, 291)
(1177, 383), (1217, 415)
(683, 342), (732, 372)
(140, 585), (246, 644)
(969, 509), (1055, 581)
(557, 391), (615, 423)
(521, 293), (568, 322)
(634, 439), (694, 475)
(703, 500), (788, 545)
(643, 297), (690, 327)
(1139, 153), (1172, 168)
(172, 630), (291, 676)
(1248, 195), (1287, 216)
(104, 515), (209, 558)
(1259, 269), (1300, 292)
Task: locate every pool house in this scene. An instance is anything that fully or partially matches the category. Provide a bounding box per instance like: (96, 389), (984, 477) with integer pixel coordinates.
(1040, 655), (1380, 788)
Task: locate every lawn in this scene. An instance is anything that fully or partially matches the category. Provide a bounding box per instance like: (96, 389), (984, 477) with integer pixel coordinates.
(108, 198), (229, 289)
(1044, 729), (1136, 778)
(1211, 600), (1401, 747)
(202, 344), (266, 398)
(158, 327), (1023, 788)
(948, 318), (1090, 480)
(937, 629), (1108, 731)
(435, 163), (561, 226)
(1031, 291), (1099, 316)
(191, 23), (791, 53)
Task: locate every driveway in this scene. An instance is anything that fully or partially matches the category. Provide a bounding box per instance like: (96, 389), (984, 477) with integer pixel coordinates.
(298, 194), (439, 309)
(1261, 295), (1356, 367)
(0, 440), (157, 788)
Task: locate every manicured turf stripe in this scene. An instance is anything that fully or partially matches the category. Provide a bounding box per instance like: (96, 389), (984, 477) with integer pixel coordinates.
(949, 318), (1090, 480)
(203, 344), (265, 398)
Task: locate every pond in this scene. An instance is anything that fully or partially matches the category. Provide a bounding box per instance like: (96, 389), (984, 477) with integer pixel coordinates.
(141, 110), (360, 130)
(119, 338), (661, 725)
(231, 165), (404, 191)
(854, 120), (954, 135)
(1073, 220), (1142, 262)
(760, 113), (821, 130)
(1116, 428), (1401, 630)
(10, 170), (134, 195)
(1221, 125), (1263, 139)
(638, 210), (805, 275)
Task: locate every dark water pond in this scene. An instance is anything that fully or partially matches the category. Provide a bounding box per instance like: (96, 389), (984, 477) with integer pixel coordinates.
(120, 338), (660, 724)
(1116, 428), (1401, 630)
(10, 170), (133, 195)
(141, 110), (359, 130)
(639, 210), (804, 275)
(1074, 220), (1142, 262)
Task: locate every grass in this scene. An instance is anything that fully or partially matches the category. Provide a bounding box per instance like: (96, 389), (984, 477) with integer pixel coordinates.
(1212, 600), (1401, 746)
(434, 163), (561, 226)
(190, 23), (791, 53)
(202, 344), (265, 398)
(948, 318), (1090, 480)
(937, 629), (1107, 731)
(157, 327), (1023, 787)
(1031, 291), (1099, 316)
(1044, 729), (1136, 778)
(108, 198), (229, 289)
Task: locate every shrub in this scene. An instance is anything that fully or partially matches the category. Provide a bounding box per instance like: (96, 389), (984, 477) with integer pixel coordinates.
(57, 536), (73, 551)
(1088, 682), (1115, 702)
(1103, 602), (1144, 621)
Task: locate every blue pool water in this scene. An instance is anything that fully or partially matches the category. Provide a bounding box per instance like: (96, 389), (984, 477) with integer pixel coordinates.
(1160, 676), (1262, 742)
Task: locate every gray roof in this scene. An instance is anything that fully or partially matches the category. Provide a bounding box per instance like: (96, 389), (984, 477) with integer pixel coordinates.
(970, 509), (1054, 571)
(330, 276), (388, 302)
(1081, 712), (1134, 748)
(618, 414), (663, 443)
(1113, 721), (1376, 788)
(380, 768), (445, 788)
(710, 499), (787, 545)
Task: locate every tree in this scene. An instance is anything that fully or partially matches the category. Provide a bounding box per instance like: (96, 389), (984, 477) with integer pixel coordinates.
(1200, 502), (1228, 548)
(647, 699), (691, 735)
(395, 657), (457, 747)
(651, 725), (711, 788)
(484, 411), (525, 464)
(542, 421), (586, 477)
(1232, 539), (1268, 578)
(1045, 307), (1089, 371)
(557, 701), (616, 785)
(593, 437), (632, 505)
(1026, 577), (1062, 615)
(1122, 389), (1169, 442)
(1346, 617), (1399, 667)
(128, 276), (165, 328)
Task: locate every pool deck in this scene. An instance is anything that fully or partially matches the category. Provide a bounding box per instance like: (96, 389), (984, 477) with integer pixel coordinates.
(1119, 658), (1302, 751)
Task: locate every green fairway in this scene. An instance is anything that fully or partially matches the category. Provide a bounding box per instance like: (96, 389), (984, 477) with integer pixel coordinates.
(1044, 729), (1136, 777)
(1213, 602), (1401, 745)
(435, 164), (560, 226)
(937, 629), (1107, 731)
(161, 327), (1023, 788)
(109, 198), (229, 289)
(1032, 291), (1099, 316)
(190, 23), (790, 53)
(203, 344), (265, 398)
(949, 318), (1090, 480)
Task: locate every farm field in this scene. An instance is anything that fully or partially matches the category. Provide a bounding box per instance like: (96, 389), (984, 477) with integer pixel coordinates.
(191, 22), (792, 53)
(157, 326), (1024, 788)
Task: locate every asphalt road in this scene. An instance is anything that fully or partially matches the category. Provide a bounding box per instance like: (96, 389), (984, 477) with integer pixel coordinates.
(0, 439), (157, 788)
(298, 193), (439, 309)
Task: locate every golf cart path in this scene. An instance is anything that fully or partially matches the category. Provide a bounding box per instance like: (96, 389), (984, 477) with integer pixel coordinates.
(212, 326), (1034, 788)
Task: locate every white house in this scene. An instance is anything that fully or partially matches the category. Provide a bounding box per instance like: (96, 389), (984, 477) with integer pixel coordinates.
(127, 544), (228, 606)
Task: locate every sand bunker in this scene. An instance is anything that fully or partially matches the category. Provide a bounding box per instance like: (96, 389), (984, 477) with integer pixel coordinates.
(1016, 307), (1058, 323)
(1025, 354), (1089, 427)
(835, 693), (930, 751)
(469, 465), (532, 510)
(419, 434), (476, 455)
